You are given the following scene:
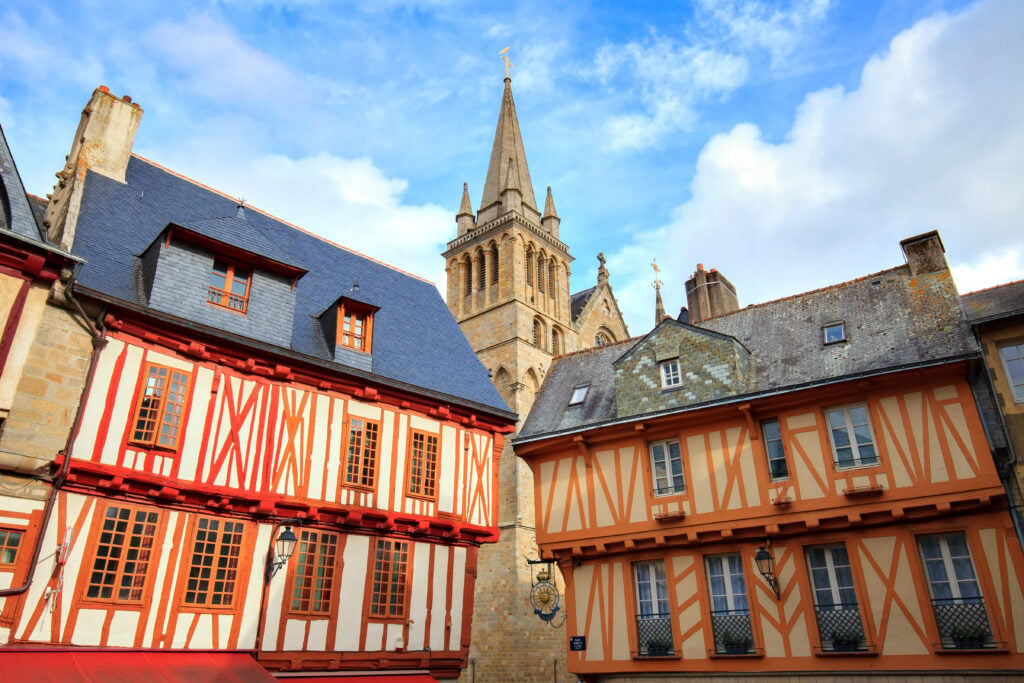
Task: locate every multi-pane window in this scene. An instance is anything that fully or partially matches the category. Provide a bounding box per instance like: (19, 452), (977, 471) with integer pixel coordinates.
(344, 418), (379, 488)
(291, 529), (338, 614)
(407, 431), (439, 499)
(649, 439), (684, 496)
(762, 419), (788, 480)
(130, 363), (190, 450)
(660, 359), (681, 388)
(918, 533), (994, 649)
(999, 342), (1024, 402)
(208, 259), (251, 313)
(338, 301), (373, 352)
(806, 544), (866, 651)
(86, 505), (159, 602)
(825, 404), (878, 469)
(0, 528), (22, 565)
(634, 560), (672, 656)
(183, 518), (244, 607)
(371, 539), (409, 618)
(706, 554), (754, 654)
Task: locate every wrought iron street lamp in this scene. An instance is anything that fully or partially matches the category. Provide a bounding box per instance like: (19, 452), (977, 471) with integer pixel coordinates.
(754, 544), (780, 599)
(266, 525), (297, 580)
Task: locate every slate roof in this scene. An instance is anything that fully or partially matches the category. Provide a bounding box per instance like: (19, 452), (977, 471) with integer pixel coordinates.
(962, 280), (1024, 323)
(570, 287), (594, 321)
(72, 155), (513, 418)
(520, 260), (978, 440)
(0, 124), (45, 243)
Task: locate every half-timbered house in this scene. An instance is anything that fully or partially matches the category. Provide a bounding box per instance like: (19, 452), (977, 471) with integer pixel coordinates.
(515, 231), (1024, 682)
(0, 87), (515, 681)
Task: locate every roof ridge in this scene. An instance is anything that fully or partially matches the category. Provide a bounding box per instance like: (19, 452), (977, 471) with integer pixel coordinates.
(698, 265), (907, 324)
(552, 335), (643, 361)
(130, 154), (434, 285)
(962, 278), (1024, 296)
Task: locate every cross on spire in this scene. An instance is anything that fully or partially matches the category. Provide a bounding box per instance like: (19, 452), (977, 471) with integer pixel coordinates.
(500, 46), (513, 78)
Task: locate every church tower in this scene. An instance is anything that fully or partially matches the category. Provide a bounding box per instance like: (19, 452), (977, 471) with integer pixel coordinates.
(444, 75), (628, 683)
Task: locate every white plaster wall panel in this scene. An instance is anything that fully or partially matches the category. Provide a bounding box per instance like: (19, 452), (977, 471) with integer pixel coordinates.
(101, 343), (144, 466)
(271, 386), (313, 499)
(57, 494), (95, 642)
(70, 337), (124, 461)
(283, 619), (305, 650)
(72, 609), (107, 646)
(322, 397), (344, 505)
(347, 401), (381, 421)
(143, 509), (179, 646)
(0, 495), (44, 519)
(375, 409), (396, 510)
(546, 459), (570, 532)
(879, 395), (914, 489)
(0, 575), (11, 590)
(438, 425), (457, 515)
(429, 545), (449, 649)
(364, 622), (384, 651)
(249, 523), (278, 650)
(385, 622), (403, 650)
(307, 392), (333, 501)
(407, 541), (430, 649)
(393, 413), (409, 513)
(145, 348), (193, 372)
(737, 435), (759, 507)
(176, 366), (212, 483)
(205, 375), (264, 490)
(217, 613), (232, 648)
(860, 536), (929, 655)
(687, 433), (711, 514)
(107, 609), (141, 647)
(594, 449), (616, 528)
(943, 400), (975, 480)
(538, 460), (554, 533)
(336, 533), (369, 651)
(793, 430), (828, 499)
(448, 547), (465, 648)
(307, 619), (328, 651)
(409, 414), (438, 433)
(186, 613), (213, 648)
(571, 564), (598, 660)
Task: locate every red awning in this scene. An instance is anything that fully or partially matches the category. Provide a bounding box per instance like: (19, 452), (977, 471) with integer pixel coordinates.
(276, 677), (437, 682)
(0, 650), (277, 682)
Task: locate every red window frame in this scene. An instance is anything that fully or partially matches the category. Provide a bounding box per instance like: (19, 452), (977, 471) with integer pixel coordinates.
(208, 259), (252, 313)
(83, 504), (161, 603)
(182, 517), (245, 608)
(0, 528), (24, 567)
(370, 539), (409, 619)
(290, 529), (339, 615)
(407, 430), (439, 500)
(343, 418), (380, 489)
(337, 301), (375, 352)
(129, 363), (191, 451)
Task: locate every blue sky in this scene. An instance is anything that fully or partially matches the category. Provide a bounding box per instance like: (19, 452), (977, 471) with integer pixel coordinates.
(2, 0), (1021, 335)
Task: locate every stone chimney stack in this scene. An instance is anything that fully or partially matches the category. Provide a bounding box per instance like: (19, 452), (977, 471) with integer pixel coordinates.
(900, 230), (948, 276)
(44, 86), (143, 250)
(686, 264), (739, 323)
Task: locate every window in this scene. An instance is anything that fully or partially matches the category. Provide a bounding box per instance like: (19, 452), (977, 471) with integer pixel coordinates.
(918, 533), (994, 649)
(649, 439), (684, 496)
(536, 255), (545, 293)
(594, 329), (613, 347)
(338, 301), (374, 352)
(634, 560), (672, 656)
(548, 262), (556, 298)
(0, 528), (24, 565)
(344, 418), (380, 488)
(660, 359), (681, 389)
(489, 244), (499, 284)
(999, 342), (1024, 402)
(825, 404), (878, 469)
(533, 318), (544, 348)
(407, 431), (439, 499)
(463, 256), (472, 296)
(706, 554), (754, 655)
(130, 363), (190, 450)
(371, 539), (409, 618)
(477, 251), (486, 291)
(291, 529), (338, 614)
(85, 505), (160, 602)
(526, 249), (534, 286)
(762, 419), (788, 480)
(183, 517), (245, 607)
(208, 259), (251, 313)
(806, 544), (866, 651)
(569, 385), (589, 406)
(823, 322), (846, 344)
(551, 327), (561, 355)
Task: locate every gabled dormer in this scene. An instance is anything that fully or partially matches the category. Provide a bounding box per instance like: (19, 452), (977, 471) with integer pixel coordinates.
(613, 318), (752, 419)
(138, 208), (306, 349)
(317, 295), (379, 372)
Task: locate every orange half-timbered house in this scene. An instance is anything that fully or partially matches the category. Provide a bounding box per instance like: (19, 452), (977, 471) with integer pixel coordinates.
(0, 88), (515, 681)
(515, 232), (1024, 682)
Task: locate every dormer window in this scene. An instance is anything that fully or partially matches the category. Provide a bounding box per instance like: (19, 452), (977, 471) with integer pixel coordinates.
(823, 321), (846, 345)
(660, 359), (681, 388)
(208, 259), (251, 313)
(569, 385), (589, 405)
(338, 300), (375, 352)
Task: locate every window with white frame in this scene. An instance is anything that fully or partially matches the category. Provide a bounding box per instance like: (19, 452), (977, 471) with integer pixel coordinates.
(660, 359), (681, 388)
(823, 321), (846, 344)
(634, 560), (672, 656)
(824, 403), (878, 469)
(569, 385), (589, 406)
(806, 544), (866, 651)
(649, 439), (684, 496)
(706, 553), (754, 654)
(999, 342), (1024, 402)
(761, 418), (788, 480)
(918, 533), (994, 649)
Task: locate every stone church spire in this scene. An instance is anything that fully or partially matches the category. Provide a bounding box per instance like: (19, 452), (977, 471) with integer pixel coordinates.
(477, 77), (539, 225)
(541, 186), (560, 237)
(456, 182), (475, 235)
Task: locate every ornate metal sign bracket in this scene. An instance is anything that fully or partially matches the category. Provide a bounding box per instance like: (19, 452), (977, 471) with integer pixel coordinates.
(525, 539), (565, 627)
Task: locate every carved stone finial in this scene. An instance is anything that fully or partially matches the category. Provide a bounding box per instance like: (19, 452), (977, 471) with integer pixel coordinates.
(597, 253), (609, 285)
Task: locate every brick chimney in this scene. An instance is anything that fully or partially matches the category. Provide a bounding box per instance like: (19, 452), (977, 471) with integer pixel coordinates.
(686, 264), (739, 323)
(900, 230), (947, 276)
(44, 86), (143, 250)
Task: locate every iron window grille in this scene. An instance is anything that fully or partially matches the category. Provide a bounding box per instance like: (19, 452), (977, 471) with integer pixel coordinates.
(711, 608), (756, 655)
(814, 602), (869, 652)
(930, 597), (996, 649)
(635, 613), (675, 657)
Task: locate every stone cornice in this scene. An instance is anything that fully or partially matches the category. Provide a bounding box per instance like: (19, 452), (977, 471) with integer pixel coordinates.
(443, 210), (573, 260)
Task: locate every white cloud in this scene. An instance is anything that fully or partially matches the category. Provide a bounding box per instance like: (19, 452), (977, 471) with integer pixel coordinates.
(608, 0), (1024, 332)
(696, 0), (831, 68)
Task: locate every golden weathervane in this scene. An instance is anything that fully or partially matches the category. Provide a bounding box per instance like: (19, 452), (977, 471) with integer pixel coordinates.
(500, 46), (513, 77)
(652, 259), (663, 290)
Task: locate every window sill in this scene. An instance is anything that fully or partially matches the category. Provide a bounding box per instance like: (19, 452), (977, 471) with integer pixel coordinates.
(631, 653), (680, 661)
(935, 644), (1008, 654)
(771, 496), (793, 507)
(814, 647), (877, 656)
(843, 484), (885, 497)
(834, 461), (882, 473)
(653, 510), (686, 522)
(709, 651), (763, 659)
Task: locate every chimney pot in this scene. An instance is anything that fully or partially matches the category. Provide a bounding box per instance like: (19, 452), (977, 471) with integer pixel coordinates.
(697, 263), (704, 271)
(99, 85), (109, 93)
(122, 95), (132, 103)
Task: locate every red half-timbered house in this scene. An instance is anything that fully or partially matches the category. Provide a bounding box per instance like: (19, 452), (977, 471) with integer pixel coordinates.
(515, 232), (1024, 682)
(0, 87), (515, 681)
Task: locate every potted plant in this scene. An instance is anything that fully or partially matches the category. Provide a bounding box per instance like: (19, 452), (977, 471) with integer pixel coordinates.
(721, 630), (753, 654)
(949, 624), (988, 650)
(645, 638), (672, 656)
(829, 630), (861, 652)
